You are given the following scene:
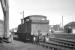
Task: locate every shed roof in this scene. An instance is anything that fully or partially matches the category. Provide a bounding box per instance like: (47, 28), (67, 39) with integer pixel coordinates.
(64, 22), (75, 28)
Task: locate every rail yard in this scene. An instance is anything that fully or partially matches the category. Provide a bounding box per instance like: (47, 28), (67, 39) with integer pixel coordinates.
(0, 14), (75, 50)
(0, 0), (75, 50)
(14, 15), (75, 50)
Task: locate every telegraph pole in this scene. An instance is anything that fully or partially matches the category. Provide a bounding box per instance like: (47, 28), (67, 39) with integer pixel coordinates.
(62, 16), (63, 27)
(23, 11), (24, 19)
(20, 11), (24, 24)
(20, 11), (24, 19)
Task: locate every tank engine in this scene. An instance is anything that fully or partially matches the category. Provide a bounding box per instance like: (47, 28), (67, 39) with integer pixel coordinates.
(17, 15), (49, 42)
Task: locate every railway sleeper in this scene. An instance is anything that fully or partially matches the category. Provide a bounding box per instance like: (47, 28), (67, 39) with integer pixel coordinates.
(50, 38), (75, 46)
(49, 39), (75, 48)
(32, 40), (75, 50)
(42, 41), (75, 50)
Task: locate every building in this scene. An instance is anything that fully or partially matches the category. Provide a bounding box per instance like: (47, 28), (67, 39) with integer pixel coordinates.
(64, 22), (75, 33)
(0, 20), (4, 37)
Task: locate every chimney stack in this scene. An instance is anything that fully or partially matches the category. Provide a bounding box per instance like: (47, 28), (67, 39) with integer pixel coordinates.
(21, 19), (24, 24)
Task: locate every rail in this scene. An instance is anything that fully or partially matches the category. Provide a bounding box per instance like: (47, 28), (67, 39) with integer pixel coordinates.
(33, 37), (75, 50)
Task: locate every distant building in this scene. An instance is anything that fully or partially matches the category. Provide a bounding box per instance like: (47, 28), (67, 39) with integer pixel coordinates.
(64, 22), (75, 33)
(49, 24), (64, 33)
(10, 28), (18, 33)
(0, 20), (4, 37)
(51, 25), (60, 31)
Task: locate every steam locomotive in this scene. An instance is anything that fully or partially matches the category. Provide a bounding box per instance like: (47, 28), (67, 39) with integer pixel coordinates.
(17, 15), (49, 42)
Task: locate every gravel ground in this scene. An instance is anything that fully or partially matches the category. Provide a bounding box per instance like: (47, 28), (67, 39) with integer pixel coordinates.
(0, 40), (50, 50)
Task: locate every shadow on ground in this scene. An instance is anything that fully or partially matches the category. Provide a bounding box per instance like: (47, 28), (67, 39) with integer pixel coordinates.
(13, 35), (33, 43)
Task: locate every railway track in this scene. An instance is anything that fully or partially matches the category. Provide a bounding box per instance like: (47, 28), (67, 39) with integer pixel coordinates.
(33, 38), (75, 50)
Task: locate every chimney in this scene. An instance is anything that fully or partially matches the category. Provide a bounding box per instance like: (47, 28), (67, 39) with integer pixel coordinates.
(21, 19), (24, 24)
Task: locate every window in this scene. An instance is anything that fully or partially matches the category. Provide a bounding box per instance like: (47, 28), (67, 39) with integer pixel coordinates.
(26, 19), (29, 21)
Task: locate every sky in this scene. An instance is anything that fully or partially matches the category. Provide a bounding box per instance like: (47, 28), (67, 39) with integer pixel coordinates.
(0, 0), (75, 29)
